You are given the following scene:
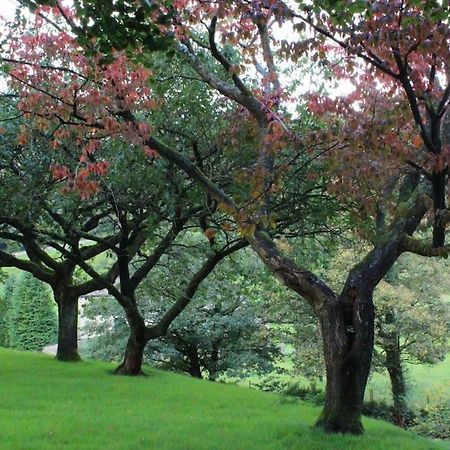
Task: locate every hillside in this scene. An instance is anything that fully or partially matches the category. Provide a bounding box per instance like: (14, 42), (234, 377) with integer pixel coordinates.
(0, 349), (447, 450)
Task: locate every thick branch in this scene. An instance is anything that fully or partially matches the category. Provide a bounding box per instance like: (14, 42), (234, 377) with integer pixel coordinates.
(130, 217), (187, 289)
(402, 235), (450, 257)
(0, 249), (54, 283)
(147, 240), (248, 338)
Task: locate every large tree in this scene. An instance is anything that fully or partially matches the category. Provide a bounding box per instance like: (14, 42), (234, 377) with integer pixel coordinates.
(292, 248), (450, 427)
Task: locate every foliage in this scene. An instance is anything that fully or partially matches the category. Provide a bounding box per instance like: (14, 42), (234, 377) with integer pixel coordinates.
(412, 403), (450, 441)
(362, 401), (397, 424)
(0, 348), (447, 450)
(8, 272), (57, 351)
(0, 293), (7, 346)
(0, 275), (16, 347)
(375, 258), (450, 368)
(283, 382), (325, 405)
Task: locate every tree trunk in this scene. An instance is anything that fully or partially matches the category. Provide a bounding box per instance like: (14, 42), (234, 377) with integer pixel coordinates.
(432, 170), (447, 247)
(114, 335), (146, 376)
(208, 344), (219, 381)
(114, 328), (147, 376)
(55, 291), (81, 362)
(315, 295), (375, 434)
(385, 333), (411, 427)
(187, 345), (202, 379)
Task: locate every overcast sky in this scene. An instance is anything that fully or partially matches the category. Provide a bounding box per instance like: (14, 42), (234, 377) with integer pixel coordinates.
(0, 0), (18, 20)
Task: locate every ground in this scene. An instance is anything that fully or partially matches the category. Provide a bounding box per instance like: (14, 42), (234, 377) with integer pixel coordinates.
(0, 348), (447, 450)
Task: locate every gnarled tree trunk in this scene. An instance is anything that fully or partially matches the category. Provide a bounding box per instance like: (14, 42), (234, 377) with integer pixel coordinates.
(315, 293), (375, 434)
(114, 312), (148, 376)
(54, 289), (81, 362)
(114, 332), (147, 376)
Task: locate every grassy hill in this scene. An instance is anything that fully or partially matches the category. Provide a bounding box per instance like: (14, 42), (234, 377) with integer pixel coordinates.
(0, 349), (448, 450)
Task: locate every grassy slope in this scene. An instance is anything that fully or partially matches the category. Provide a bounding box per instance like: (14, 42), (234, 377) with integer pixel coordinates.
(0, 349), (447, 450)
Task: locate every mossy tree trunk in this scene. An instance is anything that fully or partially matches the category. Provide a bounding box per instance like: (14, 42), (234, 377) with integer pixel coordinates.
(383, 319), (412, 427)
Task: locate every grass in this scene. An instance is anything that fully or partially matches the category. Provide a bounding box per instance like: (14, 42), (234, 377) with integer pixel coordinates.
(0, 349), (448, 450)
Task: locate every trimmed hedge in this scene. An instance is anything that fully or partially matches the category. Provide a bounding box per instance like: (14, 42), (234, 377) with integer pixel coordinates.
(8, 273), (57, 351)
(0, 275), (16, 347)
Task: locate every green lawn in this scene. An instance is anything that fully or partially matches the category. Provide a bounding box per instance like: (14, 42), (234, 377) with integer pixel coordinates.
(0, 349), (447, 450)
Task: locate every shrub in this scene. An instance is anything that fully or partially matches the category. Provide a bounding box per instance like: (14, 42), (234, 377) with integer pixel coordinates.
(362, 400), (396, 422)
(412, 403), (450, 440)
(252, 375), (288, 394)
(0, 294), (7, 346)
(283, 382), (325, 405)
(0, 275), (17, 347)
(9, 273), (57, 351)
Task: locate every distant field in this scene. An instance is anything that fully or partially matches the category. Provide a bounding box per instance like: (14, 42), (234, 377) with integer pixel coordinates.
(366, 354), (450, 407)
(0, 349), (447, 450)
(240, 350), (450, 409)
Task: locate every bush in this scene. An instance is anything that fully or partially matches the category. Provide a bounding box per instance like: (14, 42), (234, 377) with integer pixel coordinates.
(283, 382), (325, 405)
(253, 378), (325, 405)
(0, 275), (17, 347)
(9, 273), (57, 351)
(362, 400), (395, 422)
(412, 403), (450, 440)
(252, 376), (288, 394)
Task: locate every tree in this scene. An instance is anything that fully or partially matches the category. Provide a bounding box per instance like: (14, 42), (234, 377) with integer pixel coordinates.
(299, 1), (450, 247)
(292, 248), (450, 427)
(0, 96), (210, 365)
(83, 246), (280, 380)
(374, 255), (450, 427)
(1, 4), (333, 376)
(5, 1), (444, 433)
(8, 272), (57, 351)
(0, 105), (123, 360)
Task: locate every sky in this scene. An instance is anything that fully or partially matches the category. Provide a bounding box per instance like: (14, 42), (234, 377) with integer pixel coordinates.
(0, 0), (18, 20)
(0, 0), (354, 100)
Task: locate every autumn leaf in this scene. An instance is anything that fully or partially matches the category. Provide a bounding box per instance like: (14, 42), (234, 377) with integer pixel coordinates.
(204, 228), (216, 240)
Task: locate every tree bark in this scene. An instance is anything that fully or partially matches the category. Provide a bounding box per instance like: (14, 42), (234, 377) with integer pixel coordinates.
(114, 306), (149, 376)
(208, 344), (220, 381)
(385, 333), (411, 427)
(54, 290), (81, 362)
(432, 170), (447, 247)
(315, 294), (375, 434)
(114, 329), (147, 376)
(187, 345), (203, 379)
